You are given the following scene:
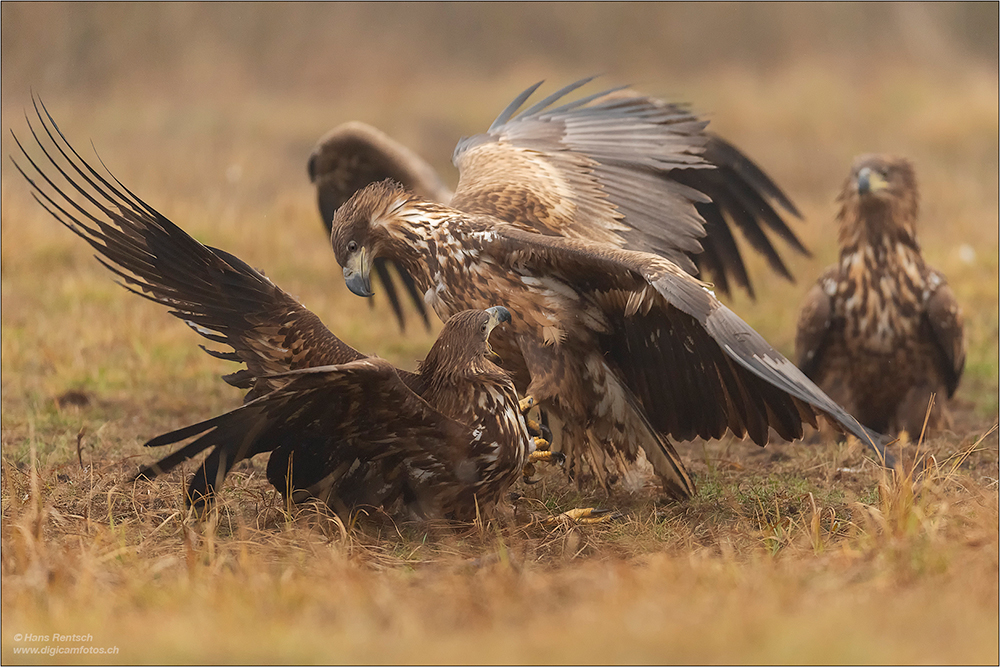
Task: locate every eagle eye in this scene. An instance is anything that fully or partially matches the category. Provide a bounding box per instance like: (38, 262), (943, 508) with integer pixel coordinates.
(481, 322), (488, 333)
(347, 240), (358, 253)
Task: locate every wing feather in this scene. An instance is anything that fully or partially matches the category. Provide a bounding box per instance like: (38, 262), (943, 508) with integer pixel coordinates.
(134, 359), (470, 508)
(452, 79), (805, 296)
(13, 98), (369, 401)
(484, 226), (889, 460)
(923, 273), (966, 398)
(795, 269), (836, 379)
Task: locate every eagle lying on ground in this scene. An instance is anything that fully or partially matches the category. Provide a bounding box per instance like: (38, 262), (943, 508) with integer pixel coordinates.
(796, 154), (966, 436)
(308, 78), (808, 331)
(13, 101), (543, 522)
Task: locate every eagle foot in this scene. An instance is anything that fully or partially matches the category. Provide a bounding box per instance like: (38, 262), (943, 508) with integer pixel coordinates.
(525, 418), (552, 441)
(529, 447), (564, 464)
(520, 395), (554, 442)
(521, 462), (539, 485)
(521, 445), (566, 484)
(544, 507), (624, 527)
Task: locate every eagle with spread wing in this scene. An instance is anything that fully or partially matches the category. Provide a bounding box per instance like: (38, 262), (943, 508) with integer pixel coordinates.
(329, 172), (890, 500)
(308, 78), (807, 330)
(796, 155), (966, 435)
(13, 101), (535, 521)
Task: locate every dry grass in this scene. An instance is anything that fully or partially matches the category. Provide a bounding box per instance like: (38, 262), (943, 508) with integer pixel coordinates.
(2, 4), (998, 664)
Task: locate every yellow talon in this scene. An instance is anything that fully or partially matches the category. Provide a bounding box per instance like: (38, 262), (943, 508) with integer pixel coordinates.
(529, 448), (565, 464)
(545, 507), (623, 526)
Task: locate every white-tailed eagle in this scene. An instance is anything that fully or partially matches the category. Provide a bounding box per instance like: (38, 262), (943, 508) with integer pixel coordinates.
(308, 78), (808, 330)
(796, 154), (966, 435)
(13, 101), (535, 521)
(329, 176), (890, 500)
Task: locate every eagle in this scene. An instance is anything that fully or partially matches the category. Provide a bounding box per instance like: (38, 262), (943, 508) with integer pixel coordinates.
(329, 172), (891, 500)
(308, 78), (808, 331)
(12, 100), (539, 522)
(795, 154), (966, 435)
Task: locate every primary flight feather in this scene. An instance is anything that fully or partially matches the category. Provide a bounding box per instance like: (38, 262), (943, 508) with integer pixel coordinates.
(308, 78), (807, 330)
(12, 100), (531, 521)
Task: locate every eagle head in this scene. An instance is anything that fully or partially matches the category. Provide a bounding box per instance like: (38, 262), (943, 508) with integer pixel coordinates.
(330, 179), (412, 297)
(421, 307), (513, 376)
(837, 154), (920, 242)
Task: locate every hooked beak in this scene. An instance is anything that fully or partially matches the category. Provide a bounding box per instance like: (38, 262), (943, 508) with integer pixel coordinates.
(343, 248), (374, 297)
(857, 167), (888, 196)
(484, 306), (512, 364)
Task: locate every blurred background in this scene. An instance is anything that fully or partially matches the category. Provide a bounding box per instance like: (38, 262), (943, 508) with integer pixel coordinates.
(2, 3), (998, 425)
(2, 9), (996, 662)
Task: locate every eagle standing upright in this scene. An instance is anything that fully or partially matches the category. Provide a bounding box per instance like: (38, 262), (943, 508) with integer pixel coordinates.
(796, 155), (966, 435)
(13, 100), (534, 522)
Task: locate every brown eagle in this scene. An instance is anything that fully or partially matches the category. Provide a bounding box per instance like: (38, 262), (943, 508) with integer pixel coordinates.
(329, 175), (890, 500)
(795, 155), (966, 435)
(13, 101), (534, 521)
(308, 78), (808, 330)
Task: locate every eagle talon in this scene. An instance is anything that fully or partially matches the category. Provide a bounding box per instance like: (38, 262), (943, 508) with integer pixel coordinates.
(529, 448), (564, 465)
(544, 507), (623, 526)
(525, 418), (548, 440)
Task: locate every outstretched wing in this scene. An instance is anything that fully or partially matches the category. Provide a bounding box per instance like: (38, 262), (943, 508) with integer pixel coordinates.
(12, 98), (370, 401)
(451, 78), (806, 297)
(308, 121), (443, 331)
(308, 79), (804, 328)
(676, 134), (807, 298)
(309, 121), (454, 230)
(134, 358), (471, 509)
(481, 226), (890, 461)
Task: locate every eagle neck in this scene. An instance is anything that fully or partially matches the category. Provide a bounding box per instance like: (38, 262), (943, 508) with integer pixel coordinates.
(836, 198), (921, 260)
(381, 202), (493, 319)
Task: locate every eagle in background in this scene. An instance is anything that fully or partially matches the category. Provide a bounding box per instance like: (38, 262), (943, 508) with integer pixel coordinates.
(13, 101), (536, 522)
(308, 78), (808, 331)
(795, 154), (966, 436)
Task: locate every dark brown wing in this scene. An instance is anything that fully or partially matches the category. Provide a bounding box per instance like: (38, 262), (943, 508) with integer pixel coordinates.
(451, 79), (806, 297)
(133, 359), (470, 509)
(308, 121), (445, 331)
(12, 97), (370, 401)
(309, 121), (454, 231)
(676, 135), (807, 298)
(923, 271), (966, 398)
(795, 267), (837, 379)
(481, 226), (890, 461)
(308, 80), (803, 328)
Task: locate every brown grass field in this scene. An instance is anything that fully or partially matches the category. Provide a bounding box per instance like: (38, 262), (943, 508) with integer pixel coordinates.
(1, 4), (998, 664)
